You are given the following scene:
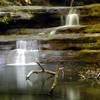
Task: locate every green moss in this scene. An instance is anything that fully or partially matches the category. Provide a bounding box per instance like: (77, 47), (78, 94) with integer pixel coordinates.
(0, 0), (9, 6)
(0, 0), (23, 6)
(84, 25), (100, 33)
(56, 25), (100, 34)
(20, 29), (31, 34)
(80, 50), (100, 53)
(77, 43), (100, 50)
(81, 4), (100, 17)
(79, 49), (100, 62)
(0, 16), (12, 24)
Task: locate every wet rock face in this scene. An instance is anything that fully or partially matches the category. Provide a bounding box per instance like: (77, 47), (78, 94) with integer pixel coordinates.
(0, 13), (60, 32)
(0, 4), (100, 32)
(0, 6), (69, 32)
(0, 0), (100, 6)
(55, 25), (100, 34)
(31, 0), (100, 6)
(0, 4), (99, 63)
(31, 0), (50, 5)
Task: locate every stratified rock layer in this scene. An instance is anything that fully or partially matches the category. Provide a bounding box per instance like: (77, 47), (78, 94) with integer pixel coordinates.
(0, 4), (100, 63)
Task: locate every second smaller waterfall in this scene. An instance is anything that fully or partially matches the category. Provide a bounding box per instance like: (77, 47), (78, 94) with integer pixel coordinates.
(50, 8), (79, 35)
(66, 8), (79, 26)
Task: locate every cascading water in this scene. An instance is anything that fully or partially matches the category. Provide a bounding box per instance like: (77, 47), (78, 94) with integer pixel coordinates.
(66, 13), (79, 25)
(16, 49), (26, 65)
(60, 15), (65, 25)
(65, 8), (79, 26)
(6, 39), (39, 65)
(50, 1), (79, 35)
(70, 0), (74, 7)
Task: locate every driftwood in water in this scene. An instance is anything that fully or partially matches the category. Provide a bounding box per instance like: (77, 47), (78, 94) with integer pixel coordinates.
(26, 62), (64, 95)
(48, 64), (60, 95)
(26, 62), (55, 79)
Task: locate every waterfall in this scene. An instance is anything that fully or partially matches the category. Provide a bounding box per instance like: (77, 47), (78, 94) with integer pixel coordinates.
(50, 8), (79, 35)
(66, 9), (79, 26)
(70, 0), (74, 7)
(60, 15), (65, 25)
(16, 40), (38, 50)
(16, 49), (26, 65)
(66, 14), (79, 26)
(6, 39), (39, 65)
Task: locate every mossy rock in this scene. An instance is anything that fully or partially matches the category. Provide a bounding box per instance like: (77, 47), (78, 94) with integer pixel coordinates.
(0, 0), (9, 6)
(81, 4), (100, 17)
(40, 33), (100, 50)
(79, 50), (100, 62)
(80, 4), (100, 25)
(0, 0), (23, 6)
(55, 25), (100, 34)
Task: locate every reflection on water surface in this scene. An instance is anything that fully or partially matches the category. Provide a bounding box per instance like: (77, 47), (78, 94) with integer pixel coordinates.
(0, 64), (100, 100)
(0, 40), (100, 100)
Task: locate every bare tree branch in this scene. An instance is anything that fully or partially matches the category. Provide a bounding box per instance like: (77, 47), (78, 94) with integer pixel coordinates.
(26, 62), (64, 95)
(26, 70), (43, 79)
(48, 64), (60, 95)
(36, 62), (45, 71)
(26, 62), (56, 79)
(26, 69), (56, 79)
(60, 67), (64, 79)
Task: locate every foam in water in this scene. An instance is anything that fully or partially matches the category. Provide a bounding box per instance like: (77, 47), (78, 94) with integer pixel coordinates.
(6, 40), (39, 65)
(50, 8), (79, 35)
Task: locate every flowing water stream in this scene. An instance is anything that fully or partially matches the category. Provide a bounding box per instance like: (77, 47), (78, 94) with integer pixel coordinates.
(70, 0), (74, 7)
(50, 8), (79, 35)
(6, 39), (39, 65)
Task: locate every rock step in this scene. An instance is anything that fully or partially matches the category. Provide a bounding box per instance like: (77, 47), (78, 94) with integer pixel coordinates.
(3, 25), (100, 35)
(1, 34), (100, 62)
(39, 50), (100, 63)
(55, 25), (100, 34)
(80, 4), (100, 25)
(40, 33), (100, 50)
(0, 4), (99, 31)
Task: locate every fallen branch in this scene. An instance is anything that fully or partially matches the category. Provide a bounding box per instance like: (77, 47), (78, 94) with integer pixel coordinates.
(48, 64), (60, 95)
(36, 62), (45, 71)
(60, 67), (64, 79)
(26, 62), (55, 80)
(26, 70), (43, 79)
(26, 69), (55, 79)
(26, 62), (64, 95)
